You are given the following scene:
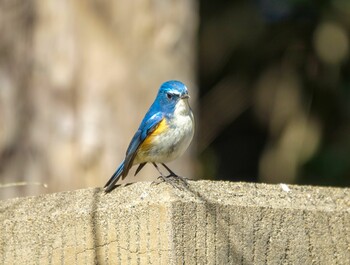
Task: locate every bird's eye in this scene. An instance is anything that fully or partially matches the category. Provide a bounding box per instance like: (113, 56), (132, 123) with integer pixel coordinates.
(166, 93), (172, 100)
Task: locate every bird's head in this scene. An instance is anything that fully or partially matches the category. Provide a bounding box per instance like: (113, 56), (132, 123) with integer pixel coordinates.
(156, 80), (191, 115)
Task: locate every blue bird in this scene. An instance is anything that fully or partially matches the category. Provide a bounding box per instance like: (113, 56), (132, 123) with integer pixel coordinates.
(104, 80), (195, 192)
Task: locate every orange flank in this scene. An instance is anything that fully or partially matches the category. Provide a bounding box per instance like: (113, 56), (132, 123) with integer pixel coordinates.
(140, 118), (167, 151)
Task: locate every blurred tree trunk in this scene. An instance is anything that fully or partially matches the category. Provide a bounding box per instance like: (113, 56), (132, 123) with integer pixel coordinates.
(0, 0), (198, 199)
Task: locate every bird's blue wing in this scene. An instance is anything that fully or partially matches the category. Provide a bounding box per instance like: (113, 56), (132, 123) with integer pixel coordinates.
(122, 111), (164, 178)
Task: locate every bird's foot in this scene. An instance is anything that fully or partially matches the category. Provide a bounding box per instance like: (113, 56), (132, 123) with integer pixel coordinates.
(155, 174), (188, 189)
(151, 175), (177, 188)
(151, 163), (189, 189)
(153, 175), (178, 188)
(164, 174), (189, 185)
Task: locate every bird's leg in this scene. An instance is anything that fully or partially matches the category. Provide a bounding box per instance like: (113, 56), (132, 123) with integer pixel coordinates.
(161, 163), (189, 185)
(152, 163), (177, 188)
(160, 163), (177, 176)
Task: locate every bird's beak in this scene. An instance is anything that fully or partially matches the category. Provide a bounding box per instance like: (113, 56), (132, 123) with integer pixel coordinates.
(181, 94), (190, 99)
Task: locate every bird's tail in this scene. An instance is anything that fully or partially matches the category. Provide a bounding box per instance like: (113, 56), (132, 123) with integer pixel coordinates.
(104, 160), (124, 192)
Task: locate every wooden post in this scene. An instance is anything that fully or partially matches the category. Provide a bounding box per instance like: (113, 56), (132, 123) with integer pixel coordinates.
(1, 181), (349, 264)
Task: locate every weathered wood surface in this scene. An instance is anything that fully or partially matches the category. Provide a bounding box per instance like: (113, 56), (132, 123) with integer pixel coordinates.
(1, 181), (349, 264)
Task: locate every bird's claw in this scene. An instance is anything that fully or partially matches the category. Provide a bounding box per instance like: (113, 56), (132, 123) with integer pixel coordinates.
(151, 175), (177, 188)
(153, 174), (188, 189)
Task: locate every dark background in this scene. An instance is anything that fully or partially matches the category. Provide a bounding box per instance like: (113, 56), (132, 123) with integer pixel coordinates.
(197, 0), (350, 187)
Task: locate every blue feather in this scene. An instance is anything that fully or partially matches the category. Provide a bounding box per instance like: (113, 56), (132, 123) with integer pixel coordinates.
(104, 160), (125, 192)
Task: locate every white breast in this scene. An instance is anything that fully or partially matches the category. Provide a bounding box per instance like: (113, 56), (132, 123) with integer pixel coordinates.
(137, 98), (194, 163)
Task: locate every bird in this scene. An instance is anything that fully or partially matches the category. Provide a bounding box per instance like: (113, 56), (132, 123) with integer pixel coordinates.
(104, 80), (195, 192)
